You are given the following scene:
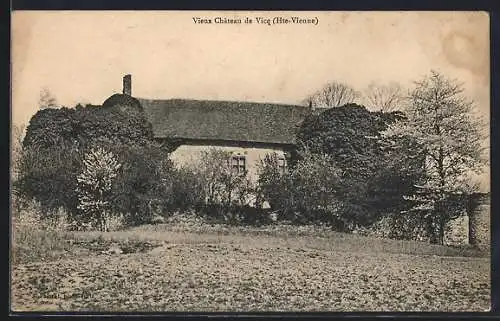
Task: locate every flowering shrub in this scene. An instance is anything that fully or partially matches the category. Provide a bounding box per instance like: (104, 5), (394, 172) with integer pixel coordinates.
(76, 147), (122, 231)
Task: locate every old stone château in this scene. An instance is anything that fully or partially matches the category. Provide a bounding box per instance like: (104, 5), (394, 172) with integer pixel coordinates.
(102, 74), (310, 183)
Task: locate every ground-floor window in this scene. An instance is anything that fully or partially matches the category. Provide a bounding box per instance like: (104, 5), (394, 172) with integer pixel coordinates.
(231, 155), (246, 175)
(278, 156), (286, 174)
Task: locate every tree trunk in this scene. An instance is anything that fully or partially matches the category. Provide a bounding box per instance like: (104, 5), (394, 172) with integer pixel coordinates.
(100, 211), (109, 232)
(428, 217), (438, 244)
(435, 202), (446, 246)
(438, 216), (445, 246)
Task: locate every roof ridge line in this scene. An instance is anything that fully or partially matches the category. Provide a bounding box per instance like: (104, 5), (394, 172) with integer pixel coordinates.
(135, 97), (307, 108)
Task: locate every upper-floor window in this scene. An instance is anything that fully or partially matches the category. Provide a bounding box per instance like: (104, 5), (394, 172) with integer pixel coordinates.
(231, 155), (246, 175)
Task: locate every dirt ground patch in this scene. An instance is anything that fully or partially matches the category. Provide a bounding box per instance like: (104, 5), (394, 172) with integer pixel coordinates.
(11, 229), (490, 312)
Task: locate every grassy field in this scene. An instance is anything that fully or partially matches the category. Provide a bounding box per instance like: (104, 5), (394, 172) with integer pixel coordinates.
(11, 223), (490, 312)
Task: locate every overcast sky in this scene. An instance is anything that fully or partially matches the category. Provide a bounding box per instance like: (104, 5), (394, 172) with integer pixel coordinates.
(11, 11), (490, 188)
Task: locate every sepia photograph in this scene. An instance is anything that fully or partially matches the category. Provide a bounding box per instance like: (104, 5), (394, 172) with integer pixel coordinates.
(10, 11), (490, 312)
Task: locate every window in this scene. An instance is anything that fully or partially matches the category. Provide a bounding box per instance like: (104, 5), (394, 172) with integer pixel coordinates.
(231, 155), (246, 175)
(278, 157), (286, 174)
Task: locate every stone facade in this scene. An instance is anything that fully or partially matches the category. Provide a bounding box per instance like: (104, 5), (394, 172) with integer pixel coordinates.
(444, 193), (490, 250)
(168, 140), (288, 183)
(469, 193), (491, 252)
(444, 215), (469, 246)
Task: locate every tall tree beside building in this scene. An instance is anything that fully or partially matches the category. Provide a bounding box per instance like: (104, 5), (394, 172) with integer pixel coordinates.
(382, 70), (487, 244)
(295, 103), (417, 226)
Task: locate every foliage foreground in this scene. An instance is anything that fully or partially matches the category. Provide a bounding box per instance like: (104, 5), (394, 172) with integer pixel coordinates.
(11, 223), (490, 312)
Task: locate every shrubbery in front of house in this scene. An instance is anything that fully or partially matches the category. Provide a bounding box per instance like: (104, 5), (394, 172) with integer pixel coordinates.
(174, 149), (258, 224)
(13, 75), (484, 244)
(256, 152), (347, 229)
(14, 102), (426, 234)
(253, 105), (424, 233)
(15, 141), (84, 217)
(11, 195), (73, 264)
(295, 104), (420, 226)
(15, 103), (178, 230)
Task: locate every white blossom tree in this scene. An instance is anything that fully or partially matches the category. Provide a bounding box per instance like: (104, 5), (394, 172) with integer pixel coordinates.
(76, 147), (122, 231)
(382, 70), (487, 244)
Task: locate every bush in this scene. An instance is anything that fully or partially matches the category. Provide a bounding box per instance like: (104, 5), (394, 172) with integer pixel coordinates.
(290, 152), (343, 224)
(199, 149), (255, 208)
(15, 143), (83, 216)
(11, 196), (73, 264)
(353, 213), (430, 241)
(166, 167), (206, 211)
(12, 195), (71, 232)
(256, 153), (292, 213)
(19, 103), (179, 228)
(257, 151), (346, 229)
(12, 228), (71, 265)
(105, 213), (126, 231)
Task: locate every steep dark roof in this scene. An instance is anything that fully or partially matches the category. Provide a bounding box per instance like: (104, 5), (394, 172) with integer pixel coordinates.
(135, 98), (310, 145)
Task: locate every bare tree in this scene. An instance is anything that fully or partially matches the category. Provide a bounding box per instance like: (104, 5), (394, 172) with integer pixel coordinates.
(363, 81), (406, 112)
(38, 87), (58, 109)
(303, 81), (360, 108)
(11, 123), (26, 182)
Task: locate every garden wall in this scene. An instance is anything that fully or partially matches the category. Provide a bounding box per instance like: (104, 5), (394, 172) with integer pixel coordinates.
(469, 193), (490, 252)
(444, 193), (490, 251)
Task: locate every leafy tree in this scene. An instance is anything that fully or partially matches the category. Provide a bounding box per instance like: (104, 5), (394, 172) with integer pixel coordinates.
(76, 147), (122, 231)
(198, 149), (253, 208)
(296, 104), (406, 179)
(167, 166), (206, 211)
(16, 143), (83, 214)
(181, 149), (255, 222)
(382, 70), (487, 244)
(295, 103), (420, 226)
(20, 102), (178, 224)
(303, 81), (360, 108)
(23, 103), (175, 151)
(23, 107), (77, 148)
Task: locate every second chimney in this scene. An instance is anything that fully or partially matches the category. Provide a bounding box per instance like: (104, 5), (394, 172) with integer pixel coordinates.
(123, 74), (132, 96)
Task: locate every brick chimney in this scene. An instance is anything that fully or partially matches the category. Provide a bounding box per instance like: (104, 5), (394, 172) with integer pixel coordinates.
(123, 74), (132, 96)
